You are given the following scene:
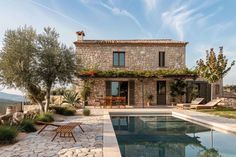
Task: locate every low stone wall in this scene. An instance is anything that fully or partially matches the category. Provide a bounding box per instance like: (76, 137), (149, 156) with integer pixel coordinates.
(220, 98), (236, 108)
(0, 103), (22, 115)
(23, 105), (40, 113)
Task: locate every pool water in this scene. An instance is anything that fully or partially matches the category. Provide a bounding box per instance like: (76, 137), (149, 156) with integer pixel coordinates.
(111, 115), (236, 157)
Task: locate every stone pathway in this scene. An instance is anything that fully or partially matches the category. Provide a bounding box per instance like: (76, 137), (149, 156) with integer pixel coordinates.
(0, 113), (103, 157)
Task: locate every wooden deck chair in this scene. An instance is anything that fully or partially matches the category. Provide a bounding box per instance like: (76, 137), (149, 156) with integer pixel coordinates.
(51, 122), (82, 142)
(190, 98), (223, 110)
(36, 121), (84, 135)
(176, 98), (204, 109)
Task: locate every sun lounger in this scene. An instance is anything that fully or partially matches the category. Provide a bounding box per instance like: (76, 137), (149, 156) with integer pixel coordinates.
(176, 98), (204, 109)
(51, 122), (82, 142)
(36, 121), (84, 135)
(190, 98), (223, 110)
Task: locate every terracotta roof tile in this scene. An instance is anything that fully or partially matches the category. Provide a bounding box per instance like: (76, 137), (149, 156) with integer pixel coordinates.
(74, 39), (188, 46)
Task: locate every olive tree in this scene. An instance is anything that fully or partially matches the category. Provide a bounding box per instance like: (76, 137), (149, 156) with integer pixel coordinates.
(0, 26), (77, 112)
(36, 27), (77, 111)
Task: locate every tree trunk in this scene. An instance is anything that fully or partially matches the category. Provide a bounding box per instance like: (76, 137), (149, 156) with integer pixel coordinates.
(37, 101), (44, 112)
(211, 83), (213, 100)
(45, 87), (51, 112)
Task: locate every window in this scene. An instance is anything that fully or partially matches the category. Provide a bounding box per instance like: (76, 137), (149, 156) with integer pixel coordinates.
(111, 82), (119, 96)
(111, 81), (128, 97)
(113, 51), (125, 67)
(159, 51), (165, 67)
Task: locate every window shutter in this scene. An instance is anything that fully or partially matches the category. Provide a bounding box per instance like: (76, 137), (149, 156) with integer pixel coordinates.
(129, 80), (135, 105)
(159, 52), (165, 67)
(106, 81), (111, 96)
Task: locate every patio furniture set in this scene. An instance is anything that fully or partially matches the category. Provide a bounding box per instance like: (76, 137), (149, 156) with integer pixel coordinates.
(89, 96), (127, 108)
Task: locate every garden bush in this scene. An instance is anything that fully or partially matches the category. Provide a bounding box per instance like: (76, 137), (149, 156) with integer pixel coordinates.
(36, 113), (54, 122)
(19, 119), (37, 133)
(83, 108), (91, 116)
(62, 107), (76, 116)
(51, 106), (76, 116)
(0, 126), (18, 144)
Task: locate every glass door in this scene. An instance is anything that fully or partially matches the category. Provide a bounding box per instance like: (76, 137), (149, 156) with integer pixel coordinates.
(157, 81), (166, 105)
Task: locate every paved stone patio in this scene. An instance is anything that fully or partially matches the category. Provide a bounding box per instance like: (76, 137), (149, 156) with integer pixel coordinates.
(0, 112), (103, 157)
(2, 108), (236, 157)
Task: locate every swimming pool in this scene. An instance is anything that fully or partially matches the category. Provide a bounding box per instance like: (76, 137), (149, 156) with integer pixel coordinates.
(111, 115), (236, 157)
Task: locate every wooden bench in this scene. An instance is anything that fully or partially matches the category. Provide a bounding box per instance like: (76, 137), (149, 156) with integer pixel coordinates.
(51, 122), (83, 142)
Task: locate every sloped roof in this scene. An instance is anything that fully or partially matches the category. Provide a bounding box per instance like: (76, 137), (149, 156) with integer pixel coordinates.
(74, 39), (188, 46)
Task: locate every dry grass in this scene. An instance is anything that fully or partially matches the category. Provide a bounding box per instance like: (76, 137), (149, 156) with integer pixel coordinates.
(199, 107), (236, 119)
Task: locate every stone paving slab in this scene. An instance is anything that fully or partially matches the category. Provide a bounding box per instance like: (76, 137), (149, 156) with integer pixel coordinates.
(2, 108), (236, 157)
(0, 114), (103, 157)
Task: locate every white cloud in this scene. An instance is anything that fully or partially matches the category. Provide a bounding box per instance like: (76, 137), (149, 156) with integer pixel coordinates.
(142, 0), (158, 12)
(161, 1), (219, 40)
(100, 2), (152, 38)
(29, 0), (88, 29)
(162, 5), (203, 40)
(0, 87), (24, 96)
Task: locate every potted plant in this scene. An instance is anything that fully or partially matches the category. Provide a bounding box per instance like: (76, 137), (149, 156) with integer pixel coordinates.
(170, 79), (187, 103)
(145, 92), (154, 107)
(80, 81), (92, 107)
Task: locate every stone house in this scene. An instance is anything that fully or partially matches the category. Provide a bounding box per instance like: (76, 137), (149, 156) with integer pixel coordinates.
(74, 31), (222, 107)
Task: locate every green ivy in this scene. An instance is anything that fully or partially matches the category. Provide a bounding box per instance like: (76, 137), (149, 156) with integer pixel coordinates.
(78, 68), (197, 78)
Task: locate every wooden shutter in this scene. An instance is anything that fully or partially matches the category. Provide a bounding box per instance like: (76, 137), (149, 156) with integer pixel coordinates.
(106, 81), (111, 96)
(199, 82), (211, 103)
(206, 83), (211, 102)
(159, 52), (165, 67)
(129, 80), (135, 105)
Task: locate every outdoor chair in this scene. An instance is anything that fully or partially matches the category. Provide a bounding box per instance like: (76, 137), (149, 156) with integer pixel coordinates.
(190, 98), (223, 110)
(104, 97), (113, 108)
(51, 122), (82, 142)
(36, 121), (84, 135)
(176, 98), (204, 109)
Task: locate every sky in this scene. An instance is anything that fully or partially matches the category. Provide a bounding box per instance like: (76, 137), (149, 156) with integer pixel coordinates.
(0, 0), (235, 95)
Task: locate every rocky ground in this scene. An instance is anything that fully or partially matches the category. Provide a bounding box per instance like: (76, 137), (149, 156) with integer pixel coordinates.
(0, 112), (103, 157)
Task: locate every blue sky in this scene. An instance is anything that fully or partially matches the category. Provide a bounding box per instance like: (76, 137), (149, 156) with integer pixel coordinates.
(0, 0), (236, 95)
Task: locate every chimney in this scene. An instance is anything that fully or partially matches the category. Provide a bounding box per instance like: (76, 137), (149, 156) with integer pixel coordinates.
(76, 31), (85, 41)
(219, 46), (223, 53)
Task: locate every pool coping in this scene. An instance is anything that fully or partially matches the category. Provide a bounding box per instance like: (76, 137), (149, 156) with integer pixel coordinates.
(103, 108), (236, 157)
(172, 110), (236, 134)
(103, 110), (122, 157)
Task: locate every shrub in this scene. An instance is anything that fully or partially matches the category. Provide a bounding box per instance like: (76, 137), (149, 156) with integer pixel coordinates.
(36, 113), (54, 122)
(62, 107), (76, 116)
(62, 91), (80, 108)
(51, 106), (65, 115)
(83, 108), (91, 116)
(0, 126), (18, 144)
(51, 106), (76, 116)
(19, 119), (37, 133)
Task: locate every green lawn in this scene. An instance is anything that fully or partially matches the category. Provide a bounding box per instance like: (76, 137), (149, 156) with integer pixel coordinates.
(198, 107), (236, 119)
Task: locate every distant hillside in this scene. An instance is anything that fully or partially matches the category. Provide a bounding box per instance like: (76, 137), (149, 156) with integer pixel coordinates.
(0, 98), (19, 105)
(0, 92), (25, 103)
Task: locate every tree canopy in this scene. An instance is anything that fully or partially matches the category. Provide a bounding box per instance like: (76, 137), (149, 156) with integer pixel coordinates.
(196, 47), (235, 83)
(0, 26), (77, 112)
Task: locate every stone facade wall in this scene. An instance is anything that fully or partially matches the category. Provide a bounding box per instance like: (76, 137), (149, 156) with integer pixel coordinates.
(76, 78), (173, 107)
(75, 42), (187, 106)
(76, 44), (186, 70)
